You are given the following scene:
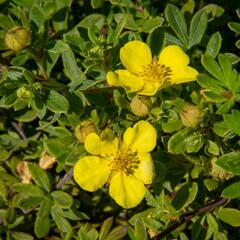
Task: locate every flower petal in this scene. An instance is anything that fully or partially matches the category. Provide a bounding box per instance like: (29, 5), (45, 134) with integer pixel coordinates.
(107, 70), (144, 92)
(134, 153), (154, 184)
(120, 40), (152, 74)
(85, 133), (118, 156)
(137, 82), (162, 96)
(109, 172), (146, 208)
(158, 45), (189, 70)
(74, 156), (111, 192)
(170, 66), (199, 84)
(123, 121), (157, 153)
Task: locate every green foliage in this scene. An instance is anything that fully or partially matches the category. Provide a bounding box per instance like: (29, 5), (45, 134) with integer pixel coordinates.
(0, 0), (240, 239)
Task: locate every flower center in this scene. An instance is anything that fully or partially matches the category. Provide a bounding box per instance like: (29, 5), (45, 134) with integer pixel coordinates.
(140, 56), (172, 84)
(109, 148), (140, 175)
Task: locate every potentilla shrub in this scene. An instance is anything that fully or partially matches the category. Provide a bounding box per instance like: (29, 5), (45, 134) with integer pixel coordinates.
(0, 0), (239, 239)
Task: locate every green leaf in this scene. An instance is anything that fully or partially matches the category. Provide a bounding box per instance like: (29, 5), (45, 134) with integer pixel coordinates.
(112, 14), (128, 46)
(202, 90), (227, 103)
(216, 152), (240, 175)
(29, 4), (46, 28)
(223, 110), (240, 136)
(53, 207), (88, 221)
(147, 27), (165, 56)
(162, 119), (183, 133)
(206, 213), (218, 232)
(188, 10), (208, 49)
(213, 232), (228, 240)
(182, 0), (195, 14)
(236, 39), (240, 49)
(104, 225), (128, 240)
(0, 14), (14, 30)
(197, 74), (224, 92)
(164, 4), (188, 46)
(221, 182), (240, 199)
(213, 121), (232, 137)
(44, 42), (61, 76)
(10, 231), (34, 240)
(206, 140), (219, 156)
(12, 183), (46, 197)
(99, 217), (114, 240)
(171, 182), (198, 210)
(168, 128), (203, 154)
(201, 4), (224, 20)
(91, 0), (104, 9)
(204, 179), (219, 192)
(18, 196), (43, 210)
(34, 197), (52, 238)
(205, 32), (222, 58)
(228, 22), (240, 34)
(217, 208), (240, 227)
(114, 13), (138, 31)
(78, 14), (105, 30)
(0, 178), (7, 201)
(28, 163), (52, 192)
(224, 53), (240, 65)
(134, 219), (147, 240)
(201, 55), (223, 81)
(216, 98), (235, 114)
(141, 17), (163, 33)
(51, 190), (73, 208)
(218, 54), (232, 89)
(60, 42), (84, 82)
(52, 0), (72, 32)
(11, 0), (34, 8)
(51, 205), (73, 234)
(46, 90), (69, 114)
(191, 217), (205, 240)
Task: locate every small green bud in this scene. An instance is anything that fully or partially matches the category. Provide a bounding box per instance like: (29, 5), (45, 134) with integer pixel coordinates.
(75, 120), (97, 143)
(180, 104), (203, 128)
(17, 86), (34, 99)
(5, 26), (30, 52)
(101, 128), (115, 141)
(130, 95), (152, 116)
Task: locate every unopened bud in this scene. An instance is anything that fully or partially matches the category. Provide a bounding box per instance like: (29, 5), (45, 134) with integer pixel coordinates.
(5, 26), (30, 52)
(75, 120), (97, 143)
(39, 152), (56, 170)
(210, 157), (233, 181)
(16, 161), (32, 184)
(180, 104), (203, 128)
(101, 128), (115, 141)
(17, 86), (33, 99)
(130, 95), (152, 116)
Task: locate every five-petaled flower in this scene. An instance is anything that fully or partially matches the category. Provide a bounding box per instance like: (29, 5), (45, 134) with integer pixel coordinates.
(73, 121), (157, 208)
(107, 40), (198, 96)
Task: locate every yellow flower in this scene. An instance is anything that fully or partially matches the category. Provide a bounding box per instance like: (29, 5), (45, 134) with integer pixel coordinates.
(73, 121), (157, 208)
(107, 40), (198, 96)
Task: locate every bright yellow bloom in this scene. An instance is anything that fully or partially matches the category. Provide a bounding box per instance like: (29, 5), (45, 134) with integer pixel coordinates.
(73, 121), (157, 208)
(107, 40), (198, 96)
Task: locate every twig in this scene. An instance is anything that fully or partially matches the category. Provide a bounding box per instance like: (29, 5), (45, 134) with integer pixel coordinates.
(11, 122), (27, 139)
(56, 168), (73, 189)
(153, 198), (228, 239)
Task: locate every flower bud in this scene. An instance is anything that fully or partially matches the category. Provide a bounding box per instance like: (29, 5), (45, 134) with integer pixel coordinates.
(39, 151), (56, 170)
(210, 157), (233, 181)
(180, 104), (203, 128)
(100, 128), (115, 141)
(75, 120), (97, 143)
(5, 26), (30, 52)
(17, 86), (34, 99)
(16, 161), (32, 184)
(130, 95), (152, 116)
